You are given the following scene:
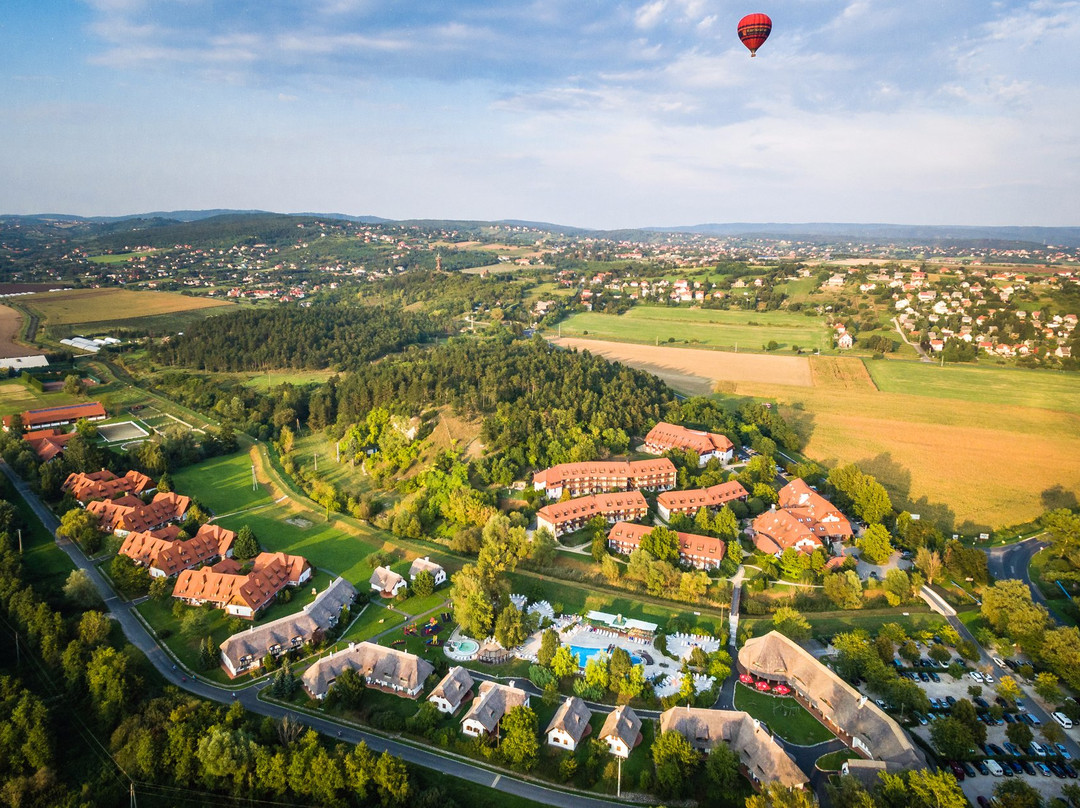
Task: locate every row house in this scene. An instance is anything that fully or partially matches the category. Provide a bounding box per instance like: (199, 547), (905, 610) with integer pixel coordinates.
(536, 491), (648, 538)
(607, 521), (726, 569)
(751, 478), (852, 556)
(87, 491), (191, 537)
(643, 422), (735, 466)
(118, 523), (236, 578)
(63, 468), (154, 503)
(532, 458), (676, 499)
(172, 551), (311, 619)
(302, 642), (434, 700)
(656, 481), (749, 521)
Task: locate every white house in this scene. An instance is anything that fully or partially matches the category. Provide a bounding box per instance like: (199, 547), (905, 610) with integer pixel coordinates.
(408, 556), (446, 588)
(599, 706), (641, 759)
(461, 681), (529, 738)
(545, 697), (592, 752)
(428, 666), (474, 715)
(369, 566), (407, 598)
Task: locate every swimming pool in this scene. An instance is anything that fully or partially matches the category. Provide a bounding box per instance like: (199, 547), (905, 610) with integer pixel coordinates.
(570, 645), (642, 668)
(454, 639), (479, 654)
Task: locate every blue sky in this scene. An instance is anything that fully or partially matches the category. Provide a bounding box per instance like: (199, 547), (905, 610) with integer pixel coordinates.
(2, 0), (1078, 228)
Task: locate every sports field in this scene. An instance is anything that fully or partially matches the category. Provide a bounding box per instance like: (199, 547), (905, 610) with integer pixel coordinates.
(556, 306), (830, 352)
(21, 287), (232, 327)
(557, 341), (1080, 530)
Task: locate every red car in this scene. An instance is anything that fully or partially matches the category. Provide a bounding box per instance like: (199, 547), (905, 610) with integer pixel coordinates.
(739, 674), (755, 684)
(948, 761), (965, 781)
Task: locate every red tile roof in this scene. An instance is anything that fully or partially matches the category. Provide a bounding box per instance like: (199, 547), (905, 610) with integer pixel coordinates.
(533, 458), (676, 490)
(607, 521), (725, 567)
(537, 491), (648, 528)
(87, 490), (190, 534)
(657, 481), (748, 514)
(23, 429), (73, 462)
(118, 523), (236, 577)
(63, 469), (155, 503)
(3, 402), (106, 430)
(644, 422), (734, 457)
(752, 509), (824, 555)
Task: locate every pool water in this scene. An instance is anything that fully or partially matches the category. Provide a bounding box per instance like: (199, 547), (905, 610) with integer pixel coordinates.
(455, 639), (479, 654)
(570, 645), (642, 668)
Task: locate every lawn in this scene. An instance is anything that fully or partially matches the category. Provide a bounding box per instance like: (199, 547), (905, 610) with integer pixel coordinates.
(816, 749), (860, 771)
(732, 683), (835, 745)
(136, 597), (240, 683)
(173, 452), (271, 515)
(0, 378), (81, 417)
(340, 601), (407, 644)
(21, 287), (232, 327)
(555, 305), (830, 352)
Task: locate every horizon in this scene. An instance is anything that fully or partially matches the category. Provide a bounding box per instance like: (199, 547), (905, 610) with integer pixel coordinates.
(4, 2), (1079, 228)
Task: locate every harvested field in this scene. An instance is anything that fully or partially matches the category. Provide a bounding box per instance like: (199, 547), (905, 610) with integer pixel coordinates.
(0, 305), (39, 357)
(811, 357), (878, 391)
(551, 337), (813, 393)
(22, 288), (232, 327)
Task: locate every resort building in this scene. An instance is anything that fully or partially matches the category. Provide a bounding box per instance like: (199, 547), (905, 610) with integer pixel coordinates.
(370, 566), (407, 598)
(172, 551), (311, 619)
(659, 706), (808, 789)
(656, 481), (749, 521)
(408, 556), (446, 587)
(301, 641), (434, 699)
(607, 521), (726, 569)
(218, 577), (357, 677)
(118, 523), (236, 578)
(461, 681), (530, 738)
(63, 468), (155, 503)
(428, 666), (475, 715)
(751, 478), (852, 555)
(3, 402), (106, 432)
(546, 697), (593, 751)
(599, 706), (642, 758)
(738, 631), (922, 770)
(536, 491), (648, 538)
(532, 458), (676, 500)
(87, 491), (190, 537)
(643, 422), (734, 466)
(23, 428), (74, 462)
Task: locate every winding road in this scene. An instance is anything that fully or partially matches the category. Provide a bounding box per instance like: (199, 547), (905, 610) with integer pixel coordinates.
(0, 460), (625, 808)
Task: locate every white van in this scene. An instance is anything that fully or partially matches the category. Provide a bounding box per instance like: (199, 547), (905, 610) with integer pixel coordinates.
(985, 759), (1004, 776)
(1053, 712), (1074, 729)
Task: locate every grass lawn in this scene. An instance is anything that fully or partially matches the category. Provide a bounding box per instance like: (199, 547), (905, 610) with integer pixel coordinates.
(733, 683), (835, 745)
(816, 749), (860, 771)
(173, 452), (271, 515)
(136, 597), (239, 683)
(397, 591), (449, 616)
(340, 602), (406, 644)
(0, 378), (81, 417)
(555, 305), (830, 352)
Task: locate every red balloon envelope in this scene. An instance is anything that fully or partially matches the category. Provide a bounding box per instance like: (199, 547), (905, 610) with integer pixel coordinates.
(737, 13), (772, 57)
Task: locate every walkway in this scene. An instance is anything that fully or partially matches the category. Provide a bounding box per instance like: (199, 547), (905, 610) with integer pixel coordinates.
(892, 316), (931, 361)
(0, 460), (626, 808)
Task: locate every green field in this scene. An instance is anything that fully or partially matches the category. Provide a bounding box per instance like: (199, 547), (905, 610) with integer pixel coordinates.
(173, 453), (270, 515)
(555, 306), (830, 351)
(87, 250), (164, 264)
(0, 379), (81, 417)
(867, 360), (1080, 415)
(732, 684), (835, 745)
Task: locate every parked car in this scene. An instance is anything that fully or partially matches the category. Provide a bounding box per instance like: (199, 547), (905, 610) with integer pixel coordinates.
(1008, 761), (1023, 775)
(1004, 659), (1019, 671)
(985, 760), (1004, 777)
(1053, 712), (1074, 729)
(970, 671), (985, 683)
(1036, 762), (1052, 777)
(993, 656), (1006, 667)
(946, 696), (957, 707)
(975, 697), (990, 710)
(1021, 761), (1036, 776)
(929, 672), (941, 683)
(949, 761), (966, 780)
(1049, 762), (1067, 779)
(1030, 742), (1047, 757)
(1003, 713), (1015, 723)
(1063, 762), (1078, 779)
(977, 797), (990, 808)
(920, 672), (930, 683)
(916, 714), (928, 726)
(976, 760), (990, 775)
(1029, 714), (1042, 727)
(962, 762), (977, 778)
(989, 743), (1006, 757)
(1014, 698), (1026, 712)
(1056, 743), (1071, 760)
(1003, 742), (1022, 757)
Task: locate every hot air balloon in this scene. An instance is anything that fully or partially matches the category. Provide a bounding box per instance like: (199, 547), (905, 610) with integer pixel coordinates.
(737, 12), (772, 57)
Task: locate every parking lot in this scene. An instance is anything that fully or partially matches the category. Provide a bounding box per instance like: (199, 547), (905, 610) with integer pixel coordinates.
(874, 656), (1079, 804)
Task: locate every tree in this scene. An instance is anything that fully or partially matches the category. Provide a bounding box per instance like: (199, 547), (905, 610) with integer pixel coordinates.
(1040, 626), (1080, 690)
(233, 525), (259, 560)
(928, 643), (951, 666)
(374, 750), (411, 806)
(449, 564), (495, 639)
(906, 769), (968, 808)
(500, 706), (539, 771)
(746, 782), (818, 808)
(59, 507), (101, 554)
(494, 603), (527, 650)
(641, 526), (680, 563)
(981, 580), (1050, 651)
(110, 554), (150, 596)
(995, 780), (1044, 808)
(914, 547), (943, 586)
(882, 568), (914, 606)
(62, 374), (86, 397)
(77, 610), (112, 647)
(950, 698), (986, 746)
(327, 667), (366, 709)
(538, 628), (560, 668)
(706, 742), (741, 791)
(601, 555), (621, 583)
(930, 716), (976, 760)
(609, 646), (633, 692)
(86, 645), (135, 726)
(411, 569), (435, 598)
(551, 646), (578, 679)
(824, 570), (864, 610)
(530, 527), (558, 569)
(857, 524), (894, 565)
(62, 569), (102, 608)
(652, 730), (700, 798)
(996, 676), (1022, 704)
(773, 606), (811, 641)
(148, 575), (171, 600)
(1006, 719), (1034, 750)
(1034, 672), (1061, 703)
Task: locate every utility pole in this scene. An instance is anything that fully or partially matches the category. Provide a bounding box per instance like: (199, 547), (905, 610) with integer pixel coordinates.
(251, 463), (257, 491)
(617, 756), (622, 798)
(314, 453), (318, 473)
(130, 783), (137, 808)
(17, 528), (22, 554)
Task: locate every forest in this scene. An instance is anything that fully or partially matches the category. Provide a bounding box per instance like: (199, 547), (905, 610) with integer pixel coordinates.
(151, 303), (447, 372)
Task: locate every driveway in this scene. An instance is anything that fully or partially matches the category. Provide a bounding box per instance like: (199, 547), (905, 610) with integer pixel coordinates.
(986, 538), (1057, 622)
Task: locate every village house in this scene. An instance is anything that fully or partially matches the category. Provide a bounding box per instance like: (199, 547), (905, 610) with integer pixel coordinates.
(301, 641), (434, 700)
(643, 422), (734, 466)
(63, 468), (155, 503)
(461, 681), (530, 738)
(545, 697), (593, 751)
(408, 557), (446, 588)
(369, 566), (407, 598)
(656, 480), (749, 521)
(428, 666), (475, 715)
(739, 631), (922, 770)
(607, 522), (725, 570)
(172, 550), (311, 619)
(659, 706), (807, 788)
(118, 523), (236, 578)
(752, 478), (851, 555)
(531, 458), (676, 500)
(87, 490), (191, 537)
(218, 577), (356, 677)
(599, 705), (641, 758)
(2, 401), (107, 432)
(23, 428), (74, 462)
(535, 490), (648, 538)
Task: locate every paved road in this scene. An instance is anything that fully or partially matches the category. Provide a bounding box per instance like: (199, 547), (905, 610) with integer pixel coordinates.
(986, 538), (1056, 620)
(0, 461), (626, 808)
